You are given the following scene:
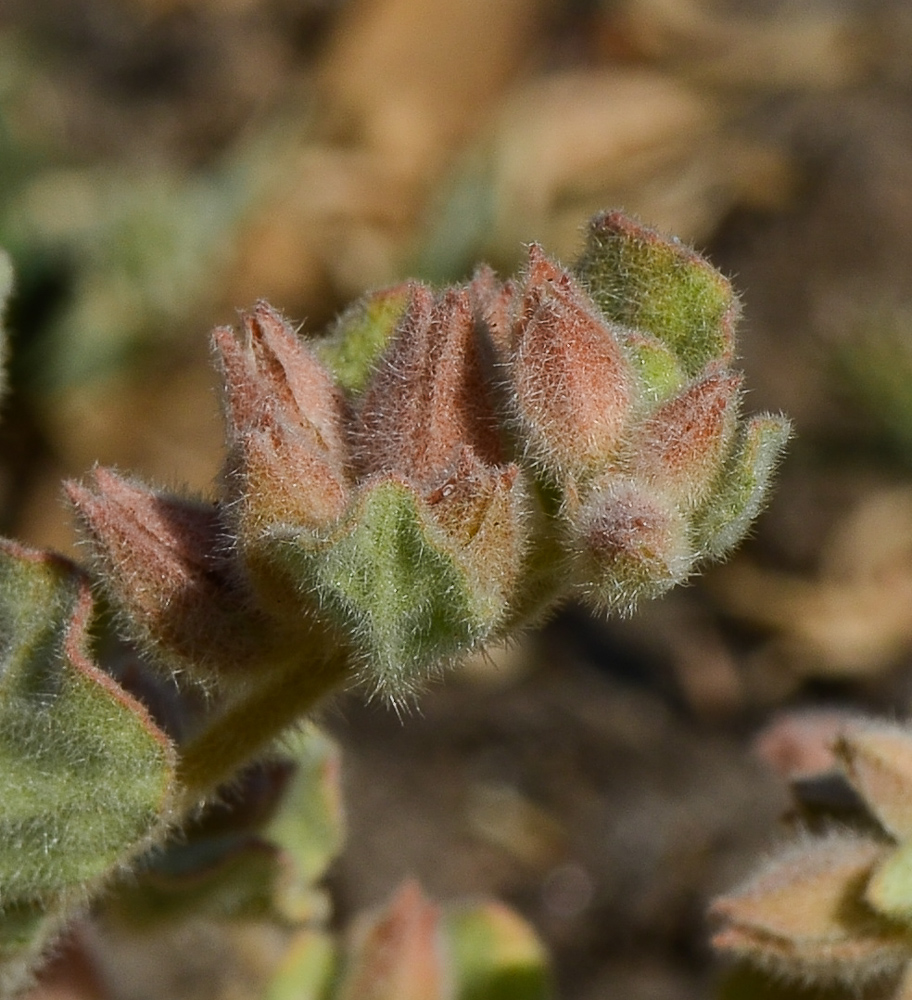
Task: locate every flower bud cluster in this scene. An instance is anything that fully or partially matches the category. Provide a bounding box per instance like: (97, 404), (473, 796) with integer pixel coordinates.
(68, 211), (789, 698)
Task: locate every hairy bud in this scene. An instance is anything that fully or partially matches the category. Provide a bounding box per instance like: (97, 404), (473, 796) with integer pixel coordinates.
(511, 245), (634, 476)
(215, 302), (351, 536)
(574, 478), (693, 613)
(631, 366), (742, 509)
(354, 285), (503, 486)
(66, 469), (270, 680)
(336, 882), (447, 1000)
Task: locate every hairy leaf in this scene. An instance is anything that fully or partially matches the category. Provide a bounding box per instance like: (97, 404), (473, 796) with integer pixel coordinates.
(0, 540), (176, 980)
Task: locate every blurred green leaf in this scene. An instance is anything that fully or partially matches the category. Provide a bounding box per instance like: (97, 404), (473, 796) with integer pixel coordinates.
(447, 902), (554, 1000)
(265, 929), (337, 1000)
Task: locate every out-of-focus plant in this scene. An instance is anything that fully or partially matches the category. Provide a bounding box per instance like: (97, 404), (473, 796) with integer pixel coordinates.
(0, 212), (788, 997)
(712, 715), (912, 1000)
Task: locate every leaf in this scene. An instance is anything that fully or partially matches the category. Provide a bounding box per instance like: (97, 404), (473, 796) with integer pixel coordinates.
(265, 929), (337, 1000)
(103, 724), (343, 929)
(103, 839), (296, 929)
(447, 901), (554, 1000)
(269, 724), (345, 888)
(0, 540), (176, 983)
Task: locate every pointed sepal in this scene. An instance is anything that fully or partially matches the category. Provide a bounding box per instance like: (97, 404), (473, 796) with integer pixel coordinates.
(694, 413), (792, 560)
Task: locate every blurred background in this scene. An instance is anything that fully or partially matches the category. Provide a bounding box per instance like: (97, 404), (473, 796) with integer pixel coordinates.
(4, 0), (912, 996)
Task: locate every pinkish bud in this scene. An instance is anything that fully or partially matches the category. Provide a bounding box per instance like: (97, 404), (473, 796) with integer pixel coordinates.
(213, 303), (351, 537)
(574, 478), (693, 613)
(752, 709), (856, 782)
(231, 423), (351, 538)
(632, 366), (742, 508)
(511, 245), (634, 475)
(66, 469), (269, 680)
(228, 301), (349, 465)
(354, 285), (503, 489)
(336, 881), (448, 1000)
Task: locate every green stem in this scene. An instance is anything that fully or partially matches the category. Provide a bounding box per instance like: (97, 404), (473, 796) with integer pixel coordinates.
(175, 644), (352, 804)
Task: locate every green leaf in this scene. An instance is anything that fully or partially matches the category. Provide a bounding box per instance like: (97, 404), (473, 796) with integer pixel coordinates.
(447, 902), (554, 1000)
(104, 724), (343, 929)
(0, 540), (175, 977)
(270, 724), (345, 887)
(265, 929), (337, 1000)
(104, 838), (297, 928)
(574, 211), (736, 376)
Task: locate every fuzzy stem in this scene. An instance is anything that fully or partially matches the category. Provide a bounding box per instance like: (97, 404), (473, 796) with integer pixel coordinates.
(175, 644), (353, 803)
